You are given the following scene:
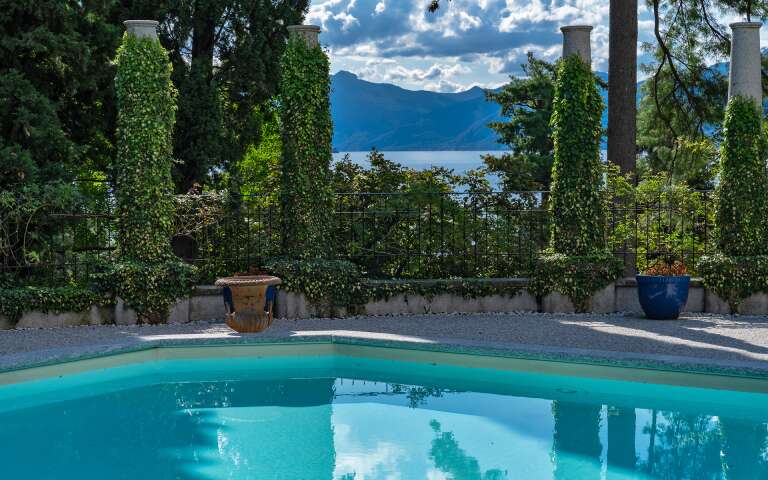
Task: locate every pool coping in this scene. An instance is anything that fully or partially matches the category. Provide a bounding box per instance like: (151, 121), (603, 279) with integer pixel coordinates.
(2, 328), (768, 385)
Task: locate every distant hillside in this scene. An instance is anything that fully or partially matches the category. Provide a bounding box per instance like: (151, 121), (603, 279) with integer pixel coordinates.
(330, 70), (612, 152)
(330, 71), (506, 151)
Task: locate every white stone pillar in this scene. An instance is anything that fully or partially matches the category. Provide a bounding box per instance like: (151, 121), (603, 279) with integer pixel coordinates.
(287, 25), (321, 47)
(561, 25), (593, 65)
(729, 22), (763, 106)
(124, 20), (159, 40)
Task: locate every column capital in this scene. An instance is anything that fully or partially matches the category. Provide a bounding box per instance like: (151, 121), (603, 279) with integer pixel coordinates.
(288, 25), (321, 47)
(124, 20), (159, 40)
(561, 25), (592, 65)
(728, 22), (762, 106)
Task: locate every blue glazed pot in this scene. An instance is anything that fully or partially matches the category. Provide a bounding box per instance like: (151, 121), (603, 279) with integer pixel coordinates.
(636, 275), (690, 320)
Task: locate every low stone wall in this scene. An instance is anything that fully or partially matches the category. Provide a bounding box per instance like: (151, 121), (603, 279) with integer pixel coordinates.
(2, 278), (767, 329)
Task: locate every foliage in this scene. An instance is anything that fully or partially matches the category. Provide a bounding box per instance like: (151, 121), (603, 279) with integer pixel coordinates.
(530, 252), (623, 312)
(123, 0), (311, 192)
(713, 96), (768, 257)
(548, 54), (607, 255)
(0, 286), (106, 325)
(698, 254), (768, 312)
(608, 171), (714, 275)
(699, 97), (768, 311)
(114, 31), (177, 262)
(96, 260), (196, 324)
(482, 53), (557, 191)
(279, 33), (334, 259)
(636, 61), (722, 189)
(331, 149), (543, 278)
(0, 1), (119, 190)
(238, 106), (282, 200)
(537, 54), (618, 306)
(643, 259), (688, 276)
(263, 258), (363, 309)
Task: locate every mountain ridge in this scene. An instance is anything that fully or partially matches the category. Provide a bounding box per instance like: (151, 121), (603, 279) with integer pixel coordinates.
(330, 70), (613, 152)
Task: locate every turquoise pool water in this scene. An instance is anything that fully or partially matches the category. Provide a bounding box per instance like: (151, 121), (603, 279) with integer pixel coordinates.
(1, 352), (767, 479)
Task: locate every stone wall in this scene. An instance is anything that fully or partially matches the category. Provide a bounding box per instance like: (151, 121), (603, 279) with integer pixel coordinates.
(2, 279), (767, 329)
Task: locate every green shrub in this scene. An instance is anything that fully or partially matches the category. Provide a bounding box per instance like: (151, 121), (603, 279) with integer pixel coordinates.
(713, 96), (768, 256)
(698, 253), (768, 312)
(278, 33), (334, 259)
(548, 55), (606, 255)
(114, 31), (177, 262)
(0, 286), (106, 325)
(263, 259), (362, 309)
(530, 252), (623, 312)
(96, 260), (197, 324)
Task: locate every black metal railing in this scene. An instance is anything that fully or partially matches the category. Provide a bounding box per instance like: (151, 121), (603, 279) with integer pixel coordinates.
(1, 189), (715, 283)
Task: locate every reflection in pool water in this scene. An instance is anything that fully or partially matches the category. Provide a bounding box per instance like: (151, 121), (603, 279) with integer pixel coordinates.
(0, 356), (766, 479)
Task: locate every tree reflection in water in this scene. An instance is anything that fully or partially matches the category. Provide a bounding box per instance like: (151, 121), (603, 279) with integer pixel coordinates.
(429, 420), (508, 480)
(551, 400), (603, 479)
(719, 417), (768, 480)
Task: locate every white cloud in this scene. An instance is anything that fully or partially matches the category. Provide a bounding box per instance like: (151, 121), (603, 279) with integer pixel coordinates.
(374, 1), (385, 15)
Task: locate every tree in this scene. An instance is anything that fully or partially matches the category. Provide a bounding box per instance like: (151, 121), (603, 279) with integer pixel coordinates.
(114, 1), (310, 193)
(0, 1), (120, 276)
(0, 1), (119, 189)
(482, 53), (556, 191)
(608, 0), (638, 177)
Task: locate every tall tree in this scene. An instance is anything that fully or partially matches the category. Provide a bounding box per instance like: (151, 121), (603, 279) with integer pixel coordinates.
(482, 53), (556, 191)
(608, 0), (638, 178)
(115, 1), (310, 193)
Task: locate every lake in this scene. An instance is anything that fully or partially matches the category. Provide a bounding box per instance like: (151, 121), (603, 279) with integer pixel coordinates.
(332, 150), (508, 174)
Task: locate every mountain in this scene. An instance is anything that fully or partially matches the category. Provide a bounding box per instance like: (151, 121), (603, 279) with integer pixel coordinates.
(330, 71), (506, 151)
(330, 70), (611, 152)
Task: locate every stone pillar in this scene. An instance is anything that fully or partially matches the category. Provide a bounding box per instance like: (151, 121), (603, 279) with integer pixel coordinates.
(561, 25), (593, 65)
(287, 25), (321, 47)
(124, 20), (159, 40)
(728, 22), (763, 106)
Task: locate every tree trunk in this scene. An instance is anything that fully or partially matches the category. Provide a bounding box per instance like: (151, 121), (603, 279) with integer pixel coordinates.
(608, 0), (638, 177)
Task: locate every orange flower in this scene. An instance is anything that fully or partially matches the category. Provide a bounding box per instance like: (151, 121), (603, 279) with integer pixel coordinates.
(643, 260), (688, 276)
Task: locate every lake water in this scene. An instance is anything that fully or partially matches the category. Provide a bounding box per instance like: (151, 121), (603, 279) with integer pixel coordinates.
(333, 150), (508, 174)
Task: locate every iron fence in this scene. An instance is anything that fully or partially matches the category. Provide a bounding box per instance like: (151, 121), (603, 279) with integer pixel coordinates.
(1, 189), (715, 283)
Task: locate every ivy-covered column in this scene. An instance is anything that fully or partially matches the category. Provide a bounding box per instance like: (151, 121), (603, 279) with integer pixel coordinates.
(279, 25), (334, 259)
(699, 22), (768, 312)
(111, 20), (195, 324)
(531, 25), (622, 312)
(115, 20), (176, 261)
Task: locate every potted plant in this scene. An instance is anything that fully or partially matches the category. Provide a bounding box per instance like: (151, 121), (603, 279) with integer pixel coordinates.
(636, 257), (690, 320)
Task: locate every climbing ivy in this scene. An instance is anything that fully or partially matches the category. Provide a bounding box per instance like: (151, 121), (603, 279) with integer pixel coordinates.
(264, 259), (363, 307)
(278, 33), (334, 259)
(712, 96), (768, 257)
(547, 55), (606, 254)
(698, 96), (768, 311)
(529, 252), (623, 312)
(96, 260), (197, 325)
(112, 31), (196, 322)
(114, 31), (177, 262)
(698, 253), (768, 313)
(0, 286), (106, 326)
(533, 54), (619, 308)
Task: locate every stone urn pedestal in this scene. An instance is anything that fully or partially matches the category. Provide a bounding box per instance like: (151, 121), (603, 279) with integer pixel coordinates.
(214, 276), (282, 333)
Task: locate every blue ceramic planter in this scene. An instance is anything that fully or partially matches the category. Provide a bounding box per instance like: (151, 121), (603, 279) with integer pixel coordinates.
(636, 275), (690, 320)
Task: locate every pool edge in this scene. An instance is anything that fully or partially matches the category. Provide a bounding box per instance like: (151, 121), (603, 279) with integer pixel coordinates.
(2, 335), (768, 392)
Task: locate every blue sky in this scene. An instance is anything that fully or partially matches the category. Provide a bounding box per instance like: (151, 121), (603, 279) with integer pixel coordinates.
(307, 0), (757, 92)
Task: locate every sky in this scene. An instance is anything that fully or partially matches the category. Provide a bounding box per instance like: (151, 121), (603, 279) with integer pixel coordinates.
(306, 0), (759, 93)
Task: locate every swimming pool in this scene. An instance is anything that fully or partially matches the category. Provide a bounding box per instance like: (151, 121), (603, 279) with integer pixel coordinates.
(1, 344), (766, 479)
